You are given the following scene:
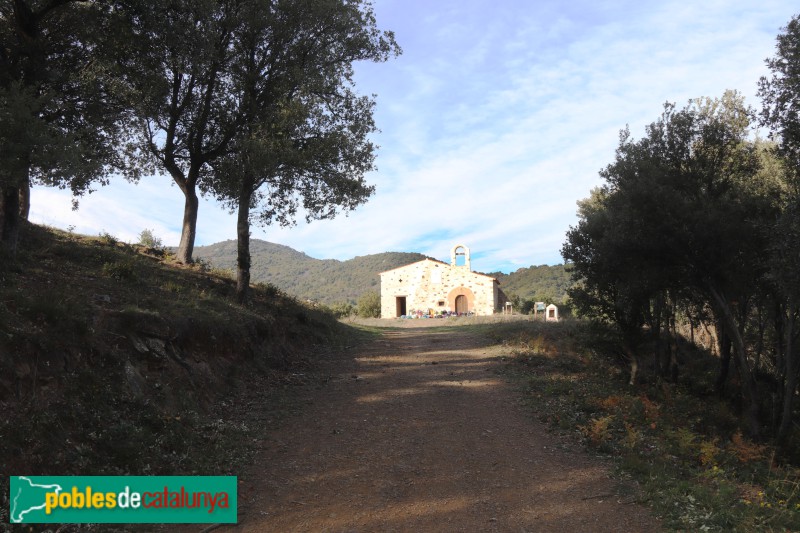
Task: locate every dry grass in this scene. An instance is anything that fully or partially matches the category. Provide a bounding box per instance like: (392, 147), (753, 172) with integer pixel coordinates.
(489, 318), (800, 532)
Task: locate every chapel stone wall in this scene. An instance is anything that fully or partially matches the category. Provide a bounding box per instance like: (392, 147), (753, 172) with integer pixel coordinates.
(380, 258), (498, 318)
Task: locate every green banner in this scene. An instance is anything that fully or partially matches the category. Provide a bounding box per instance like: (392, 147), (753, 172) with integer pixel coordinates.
(9, 476), (237, 524)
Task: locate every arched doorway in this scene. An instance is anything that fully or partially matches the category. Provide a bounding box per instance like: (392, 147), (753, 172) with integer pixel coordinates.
(448, 286), (475, 315)
(455, 294), (468, 314)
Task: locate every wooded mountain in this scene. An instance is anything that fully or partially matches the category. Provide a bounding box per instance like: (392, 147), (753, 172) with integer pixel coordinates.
(490, 264), (573, 303)
(195, 240), (573, 306)
(194, 240), (428, 305)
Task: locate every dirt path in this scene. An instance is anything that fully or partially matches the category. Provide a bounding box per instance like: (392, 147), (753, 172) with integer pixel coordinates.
(221, 326), (661, 532)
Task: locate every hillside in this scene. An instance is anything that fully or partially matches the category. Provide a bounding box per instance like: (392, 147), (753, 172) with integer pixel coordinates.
(492, 264), (574, 303)
(196, 239), (575, 306)
(0, 223), (360, 510)
(194, 239), (429, 304)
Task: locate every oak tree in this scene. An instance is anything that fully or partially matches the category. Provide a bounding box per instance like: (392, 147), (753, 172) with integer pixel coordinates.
(119, 0), (243, 264)
(205, 0), (399, 303)
(759, 14), (800, 178)
(758, 14), (800, 441)
(564, 94), (774, 435)
(0, 0), (125, 253)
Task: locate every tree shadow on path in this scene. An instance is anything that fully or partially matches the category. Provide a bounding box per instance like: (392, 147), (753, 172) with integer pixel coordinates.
(206, 326), (661, 532)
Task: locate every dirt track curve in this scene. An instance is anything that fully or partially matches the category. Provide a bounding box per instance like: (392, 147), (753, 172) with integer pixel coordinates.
(211, 326), (661, 532)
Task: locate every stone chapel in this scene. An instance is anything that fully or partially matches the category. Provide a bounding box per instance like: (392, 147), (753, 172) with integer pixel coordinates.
(378, 244), (507, 318)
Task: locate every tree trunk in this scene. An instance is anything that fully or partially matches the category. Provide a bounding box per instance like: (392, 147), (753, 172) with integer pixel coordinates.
(651, 296), (663, 377)
(709, 286), (761, 438)
(621, 326), (640, 386)
(778, 303), (798, 442)
(1, 185), (21, 255)
(175, 185), (199, 264)
(715, 319), (732, 395)
(754, 305), (765, 372)
(625, 343), (639, 386)
(235, 185), (253, 304)
(18, 178), (30, 221)
(668, 314), (679, 383)
(669, 339), (679, 383)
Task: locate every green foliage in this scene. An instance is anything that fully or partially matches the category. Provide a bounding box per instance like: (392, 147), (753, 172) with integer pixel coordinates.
(492, 264), (573, 303)
(138, 228), (164, 250)
(201, 0), (399, 302)
(253, 281), (283, 299)
(759, 14), (800, 175)
(194, 257), (214, 273)
(561, 91), (800, 436)
(122, 0), (399, 271)
(563, 93), (768, 327)
(357, 291), (381, 318)
(119, 0), (249, 262)
(757, 14), (800, 441)
(1, 1), (128, 251)
(98, 230), (118, 246)
(327, 302), (356, 319)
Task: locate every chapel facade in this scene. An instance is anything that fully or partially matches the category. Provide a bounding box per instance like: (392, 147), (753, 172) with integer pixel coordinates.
(378, 244), (507, 318)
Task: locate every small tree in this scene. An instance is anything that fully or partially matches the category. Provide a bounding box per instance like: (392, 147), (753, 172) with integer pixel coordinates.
(138, 229), (163, 250)
(357, 291), (381, 318)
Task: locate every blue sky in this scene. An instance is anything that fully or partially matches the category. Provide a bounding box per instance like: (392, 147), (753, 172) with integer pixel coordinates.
(30, 0), (797, 273)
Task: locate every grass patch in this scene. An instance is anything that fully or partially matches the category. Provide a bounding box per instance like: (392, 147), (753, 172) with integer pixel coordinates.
(490, 318), (800, 532)
(102, 259), (138, 281)
(0, 222), (364, 530)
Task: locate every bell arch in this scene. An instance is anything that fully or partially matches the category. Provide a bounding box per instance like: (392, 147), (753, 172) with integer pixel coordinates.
(451, 244), (471, 270)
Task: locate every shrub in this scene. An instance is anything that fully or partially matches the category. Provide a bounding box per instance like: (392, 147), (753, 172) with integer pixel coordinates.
(357, 291), (381, 318)
(329, 302), (356, 318)
(195, 257), (213, 272)
(98, 230), (118, 246)
(138, 229), (164, 250)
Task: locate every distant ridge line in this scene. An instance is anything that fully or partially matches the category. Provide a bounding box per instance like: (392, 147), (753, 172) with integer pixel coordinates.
(194, 239), (571, 305)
